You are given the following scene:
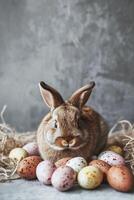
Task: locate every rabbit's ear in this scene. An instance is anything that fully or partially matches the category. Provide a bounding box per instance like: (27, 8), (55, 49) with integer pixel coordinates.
(39, 81), (64, 109)
(68, 82), (95, 109)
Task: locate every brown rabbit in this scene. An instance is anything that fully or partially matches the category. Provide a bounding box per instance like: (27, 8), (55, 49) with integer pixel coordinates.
(37, 81), (109, 162)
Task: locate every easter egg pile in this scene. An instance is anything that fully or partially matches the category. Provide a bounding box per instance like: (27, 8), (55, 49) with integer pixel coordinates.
(9, 144), (134, 192)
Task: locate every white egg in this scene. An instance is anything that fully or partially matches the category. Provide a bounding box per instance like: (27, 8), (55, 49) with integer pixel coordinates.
(51, 166), (76, 191)
(36, 160), (56, 185)
(23, 142), (39, 156)
(98, 151), (125, 166)
(66, 157), (87, 173)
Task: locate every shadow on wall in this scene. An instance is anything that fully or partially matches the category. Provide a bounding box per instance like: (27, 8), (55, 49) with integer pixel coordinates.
(0, 0), (134, 131)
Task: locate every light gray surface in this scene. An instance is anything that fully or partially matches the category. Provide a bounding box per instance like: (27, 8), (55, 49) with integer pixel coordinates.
(0, 179), (134, 200)
(0, 0), (134, 132)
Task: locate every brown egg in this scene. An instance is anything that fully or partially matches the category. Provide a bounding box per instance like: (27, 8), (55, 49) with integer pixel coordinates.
(17, 156), (42, 179)
(89, 160), (111, 180)
(55, 157), (72, 168)
(107, 165), (134, 192)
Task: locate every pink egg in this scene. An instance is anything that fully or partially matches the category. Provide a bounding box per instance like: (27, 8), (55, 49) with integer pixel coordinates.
(36, 160), (56, 185)
(51, 166), (76, 191)
(98, 151), (125, 166)
(23, 142), (39, 156)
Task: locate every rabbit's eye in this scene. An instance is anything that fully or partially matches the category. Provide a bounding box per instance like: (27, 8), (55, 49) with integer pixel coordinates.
(54, 120), (57, 128)
(78, 118), (81, 128)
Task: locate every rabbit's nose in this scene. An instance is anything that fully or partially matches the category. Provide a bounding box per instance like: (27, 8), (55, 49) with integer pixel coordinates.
(61, 139), (69, 147)
(69, 138), (76, 147)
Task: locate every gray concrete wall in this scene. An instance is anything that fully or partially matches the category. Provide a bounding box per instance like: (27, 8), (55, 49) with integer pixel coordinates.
(0, 0), (134, 132)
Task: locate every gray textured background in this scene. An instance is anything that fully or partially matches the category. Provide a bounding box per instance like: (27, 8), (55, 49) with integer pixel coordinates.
(0, 0), (134, 132)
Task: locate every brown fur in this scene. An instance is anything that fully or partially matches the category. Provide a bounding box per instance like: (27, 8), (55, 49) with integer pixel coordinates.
(37, 82), (109, 162)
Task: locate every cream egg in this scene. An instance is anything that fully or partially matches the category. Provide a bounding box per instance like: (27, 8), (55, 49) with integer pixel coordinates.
(9, 148), (28, 161)
(78, 166), (103, 189)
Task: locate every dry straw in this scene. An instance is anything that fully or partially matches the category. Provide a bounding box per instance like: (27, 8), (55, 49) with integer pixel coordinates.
(0, 106), (36, 182)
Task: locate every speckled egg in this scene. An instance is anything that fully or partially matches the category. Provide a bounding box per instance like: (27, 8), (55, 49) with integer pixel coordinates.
(17, 156), (42, 179)
(66, 157), (87, 173)
(9, 148), (28, 161)
(51, 166), (76, 191)
(98, 151), (125, 166)
(23, 142), (39, 156)
(55, 157), (72, 168)
(78, 166), (103, 189)
(106, 145), (124, 156)
(89, 160), (111, 180)
(36, 160), (56, 185)
(107, 165), (134, 192)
